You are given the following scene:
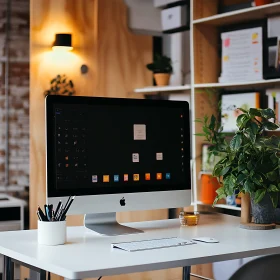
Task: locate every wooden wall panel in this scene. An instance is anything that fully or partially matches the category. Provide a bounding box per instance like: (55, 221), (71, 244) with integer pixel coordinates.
(30, 0), (98, 230)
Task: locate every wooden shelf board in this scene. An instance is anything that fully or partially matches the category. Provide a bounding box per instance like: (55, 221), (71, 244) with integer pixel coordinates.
(134, 85), (191, 93)
(197, 201), (241, 211)
(194, 78), (280, 89)
(193, 2), (280, 26)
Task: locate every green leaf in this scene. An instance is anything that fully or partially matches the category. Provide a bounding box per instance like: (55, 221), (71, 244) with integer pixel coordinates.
(249, 122), (259, 135)
(267, 171), (277, 182)
(251, 174), (263, 186)
(220, 166), (230, 176)
(254, 189), (266, 204)
(236, 114), (248, 129)
(263, 122), (279, 131)
(268, 184), (278, 192)
(230, 134), (242, 151)
(245, 128), (256, 143)
(223, 174), (236, 195)
(203, 127), (209, 134)
(242, 169), (249, 175)
(244, 179), (254, 194)
(194, 133), (205, 137)
(216, 187), (225, 196)
(238, 164), (246, 172)
(209, 115), (216, 130)
(249, 108), (262, 117)
(247, 161), (254, 171)
(236, 173), (247, 185)
(269, 192), (278, 208)
(261, 108), (275, 119)
(213, 164), (223, 177)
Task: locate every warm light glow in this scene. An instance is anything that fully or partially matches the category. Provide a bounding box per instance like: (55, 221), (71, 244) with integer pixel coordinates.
(52, 46), (73, 52)
(39, 50), (82, 78)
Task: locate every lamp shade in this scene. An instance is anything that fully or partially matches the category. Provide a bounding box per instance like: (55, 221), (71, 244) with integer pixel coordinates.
(52, 33), (73, 51)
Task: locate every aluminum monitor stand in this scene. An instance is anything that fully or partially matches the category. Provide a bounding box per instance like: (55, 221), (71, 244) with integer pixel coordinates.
(84, 213), (143, 236)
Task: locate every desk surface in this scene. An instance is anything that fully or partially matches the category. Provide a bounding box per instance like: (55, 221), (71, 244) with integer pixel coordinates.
(0, 214), (280, 279)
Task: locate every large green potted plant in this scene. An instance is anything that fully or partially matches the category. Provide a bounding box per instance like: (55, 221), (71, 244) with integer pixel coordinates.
(197, 108), (280, 224)
(146, 54), (172, 86)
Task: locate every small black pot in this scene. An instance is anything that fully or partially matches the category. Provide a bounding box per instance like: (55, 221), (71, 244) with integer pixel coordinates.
(251, 193), (275, 224)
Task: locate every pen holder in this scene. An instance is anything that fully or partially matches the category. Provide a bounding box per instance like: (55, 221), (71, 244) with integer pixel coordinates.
(38, 220), (66, 246)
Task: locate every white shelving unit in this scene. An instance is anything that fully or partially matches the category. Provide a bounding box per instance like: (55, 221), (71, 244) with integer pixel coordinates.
(134, 84), (191, 93)
(193, 1), (280, 26)
(190, 0), (280, 214)
(197, 201), (241, 211)
(195, 78), (280, 89)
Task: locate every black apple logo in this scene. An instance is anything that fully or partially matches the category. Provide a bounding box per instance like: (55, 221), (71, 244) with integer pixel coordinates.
(120, 197), (126, 206)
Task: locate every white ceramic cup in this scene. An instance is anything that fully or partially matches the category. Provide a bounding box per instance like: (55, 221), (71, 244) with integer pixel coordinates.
(38, 220), (66, 246)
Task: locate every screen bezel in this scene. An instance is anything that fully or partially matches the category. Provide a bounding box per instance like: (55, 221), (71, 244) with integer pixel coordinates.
(46, 95), (191, 198)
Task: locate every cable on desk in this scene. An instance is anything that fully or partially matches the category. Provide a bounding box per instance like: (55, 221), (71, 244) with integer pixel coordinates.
(98, 277), (102, 280)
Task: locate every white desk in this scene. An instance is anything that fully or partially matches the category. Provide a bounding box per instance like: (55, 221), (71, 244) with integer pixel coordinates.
(1, 214), (280, 280)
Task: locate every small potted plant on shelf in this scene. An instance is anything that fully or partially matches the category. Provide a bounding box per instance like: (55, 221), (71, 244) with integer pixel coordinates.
(146, 54), (172, 86)
(197, 108), (280, 225)
(44, 74), (75, 96)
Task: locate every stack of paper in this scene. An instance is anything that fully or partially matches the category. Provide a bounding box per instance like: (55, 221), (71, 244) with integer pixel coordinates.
(219, 27), (263, 83)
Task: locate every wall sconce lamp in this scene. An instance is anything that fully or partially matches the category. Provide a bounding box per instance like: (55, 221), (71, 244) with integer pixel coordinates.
(52, 33), (73, 51)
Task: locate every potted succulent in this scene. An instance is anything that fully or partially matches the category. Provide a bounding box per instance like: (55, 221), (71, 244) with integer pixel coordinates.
(197, 108), (280, 224)
(146, 54), (172, 86)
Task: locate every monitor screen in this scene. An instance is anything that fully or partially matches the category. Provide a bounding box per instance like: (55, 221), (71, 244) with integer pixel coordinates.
(46, 96), (191, 197)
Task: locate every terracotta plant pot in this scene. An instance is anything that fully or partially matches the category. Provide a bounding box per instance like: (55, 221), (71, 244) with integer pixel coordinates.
(254, 0), (272, 6)
(154, 73), (170, 86)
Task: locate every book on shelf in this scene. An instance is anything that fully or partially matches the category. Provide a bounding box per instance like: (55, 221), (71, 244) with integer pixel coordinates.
(221, 92), (260, 132)
(266, 89), (280, 125)
(219, 27), (263, 83)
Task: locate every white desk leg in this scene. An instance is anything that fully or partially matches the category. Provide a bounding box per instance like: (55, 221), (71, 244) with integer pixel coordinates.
(183, 266), (190, 280)
(3, 256), (14, 280)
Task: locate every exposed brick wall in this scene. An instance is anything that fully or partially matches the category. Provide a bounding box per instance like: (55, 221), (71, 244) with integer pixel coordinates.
(0, 0), (29, 189)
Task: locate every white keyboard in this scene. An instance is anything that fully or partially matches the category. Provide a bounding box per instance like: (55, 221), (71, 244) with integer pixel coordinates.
(112, 237), (196, 252)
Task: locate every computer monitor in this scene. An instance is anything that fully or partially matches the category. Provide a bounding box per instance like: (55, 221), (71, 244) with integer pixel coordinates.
(46, 95), (191, 235)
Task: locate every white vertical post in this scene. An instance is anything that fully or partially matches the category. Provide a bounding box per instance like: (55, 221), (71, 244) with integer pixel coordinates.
(170, 32), (183, 85)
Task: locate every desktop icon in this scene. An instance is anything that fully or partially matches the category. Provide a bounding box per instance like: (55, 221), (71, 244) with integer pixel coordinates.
(103, 175), (109, 182)
(133, 174), (139, 181)
(114, 175), (119, 182)
(166, 173), (171, 179)
(156, 153), (163, 161)
(120, 197), (126, 206)
(92, 175), (98, 183)
(124, 174), (128, 181)
(132, 153), (139, 163)
(156, 173), (162, 180)
(145, 173), (150, 180)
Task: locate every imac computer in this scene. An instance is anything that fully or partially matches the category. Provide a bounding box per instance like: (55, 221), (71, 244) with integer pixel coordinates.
(46, 95), (191, 235)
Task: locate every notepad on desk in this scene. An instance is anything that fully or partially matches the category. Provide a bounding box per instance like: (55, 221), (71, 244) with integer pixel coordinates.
(112, 237), (195, 252)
